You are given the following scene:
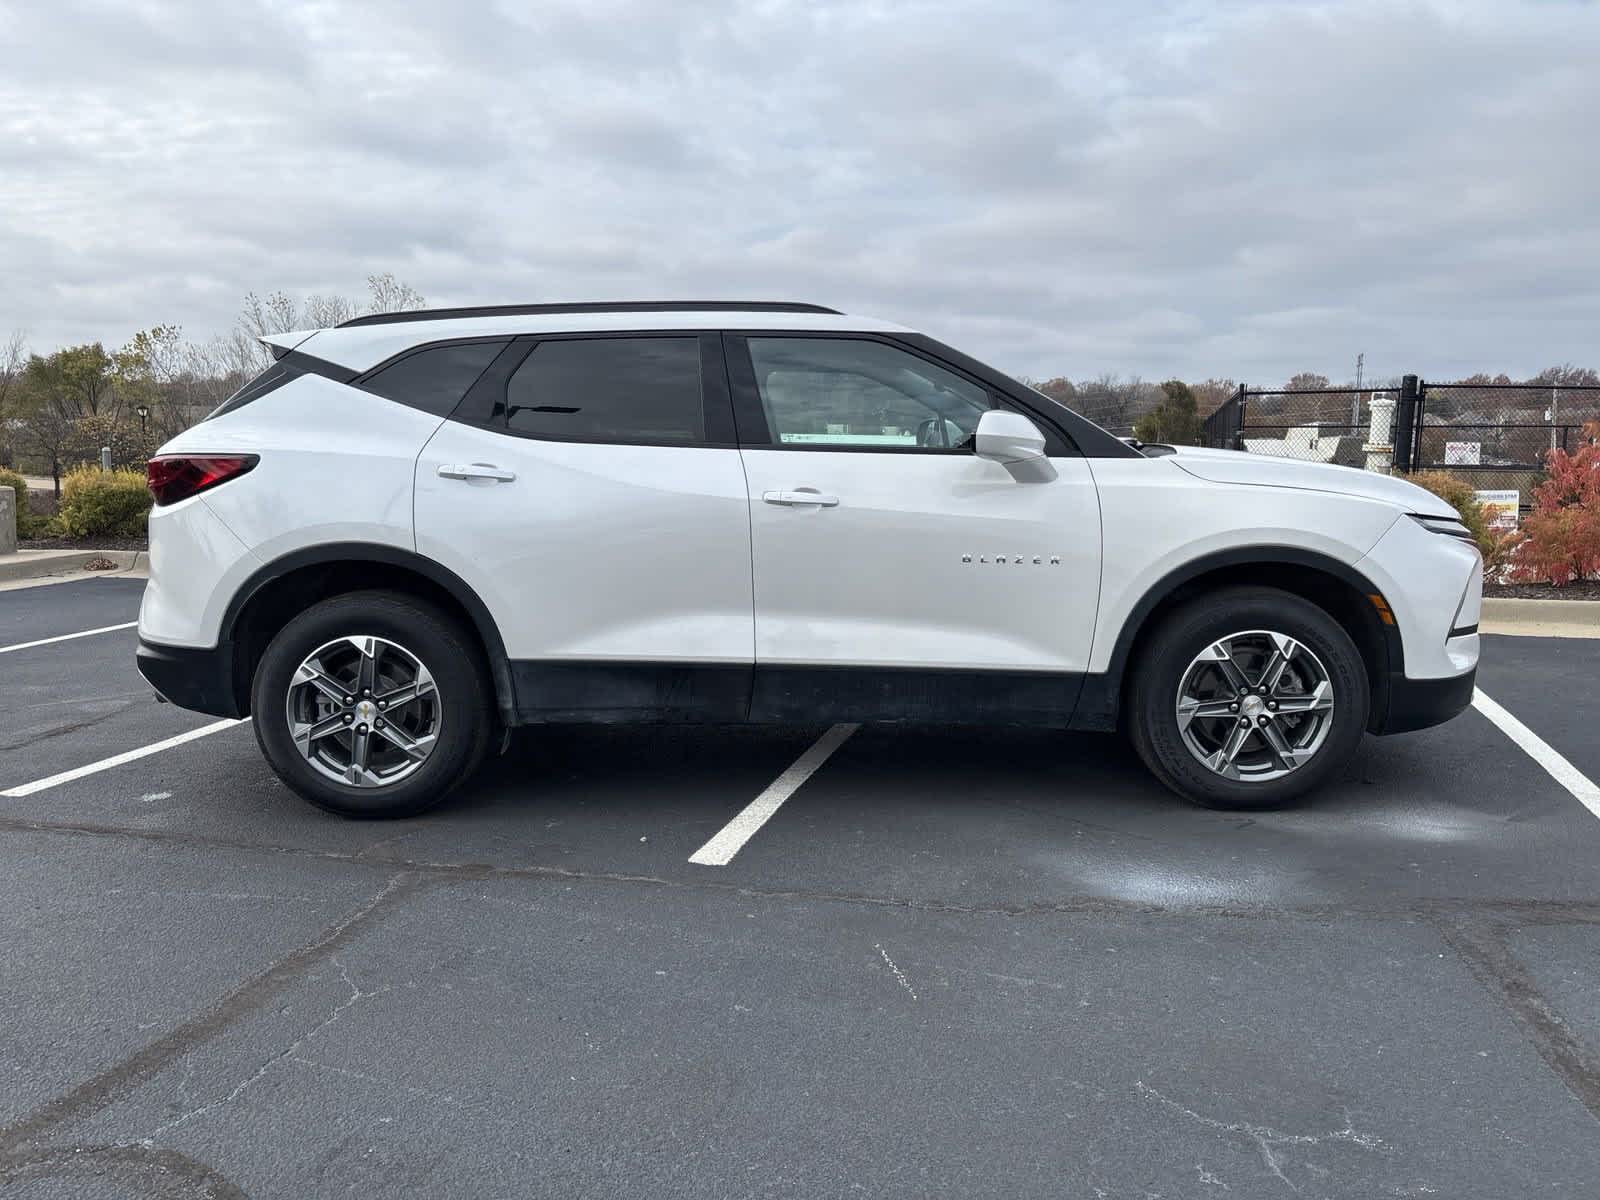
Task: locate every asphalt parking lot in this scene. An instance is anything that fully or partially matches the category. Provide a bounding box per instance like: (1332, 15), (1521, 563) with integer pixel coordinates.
(2, 576), (1599, 1198)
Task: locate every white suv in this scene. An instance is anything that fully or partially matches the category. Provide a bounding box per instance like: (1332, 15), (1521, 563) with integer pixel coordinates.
(136, 302), (1482, 818)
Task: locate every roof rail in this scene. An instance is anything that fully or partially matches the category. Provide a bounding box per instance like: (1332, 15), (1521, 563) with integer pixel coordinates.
(336, 301), (843, 329)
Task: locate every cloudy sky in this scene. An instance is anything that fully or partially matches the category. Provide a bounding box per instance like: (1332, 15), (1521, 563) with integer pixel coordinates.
(2, 0), (1596, 384)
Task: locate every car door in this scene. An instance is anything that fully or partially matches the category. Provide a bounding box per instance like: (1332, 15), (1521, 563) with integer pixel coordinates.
(727, 333), (1102, 723)
(414, 333), (754, 721)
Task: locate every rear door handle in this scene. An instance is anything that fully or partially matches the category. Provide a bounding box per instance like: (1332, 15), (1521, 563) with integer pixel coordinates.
(762, 489), (839, 507)
(437, 463), (516, 482)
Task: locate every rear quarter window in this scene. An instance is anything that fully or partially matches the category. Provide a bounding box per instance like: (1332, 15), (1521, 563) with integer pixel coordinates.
(358, 340), (509, 417)
(205, 358), (298, 421)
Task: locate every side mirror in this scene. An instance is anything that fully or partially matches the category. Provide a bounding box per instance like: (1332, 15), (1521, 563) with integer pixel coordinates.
(975, 410), (1056, 482)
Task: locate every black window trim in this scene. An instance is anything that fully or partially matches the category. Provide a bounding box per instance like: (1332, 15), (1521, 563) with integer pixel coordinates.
(205, 349), (359, 422)
(898, 331), (1140, 459)
(447, 330), (737, 449)
(723, 330), (1082, 458)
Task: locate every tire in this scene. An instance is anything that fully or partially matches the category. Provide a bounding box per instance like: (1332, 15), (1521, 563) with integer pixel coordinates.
(251, 590), (494, 818)
(1126, 586), (1369, 810)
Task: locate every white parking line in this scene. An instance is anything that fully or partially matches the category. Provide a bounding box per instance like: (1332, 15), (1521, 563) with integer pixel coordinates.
(0, 719), (248, 798)
(0, 621), (138, 655)
(1473, 687), (1600, 820)
(689, 723), (859, 866)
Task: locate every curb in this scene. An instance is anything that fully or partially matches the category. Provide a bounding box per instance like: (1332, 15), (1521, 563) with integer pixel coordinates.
(1481, 596), (1600, 638)
(0, 549), (144, 584)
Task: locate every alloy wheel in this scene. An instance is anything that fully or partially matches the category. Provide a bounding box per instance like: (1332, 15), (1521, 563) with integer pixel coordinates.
(284, 635), (441, 788)
(1174, 630), (1335, 782)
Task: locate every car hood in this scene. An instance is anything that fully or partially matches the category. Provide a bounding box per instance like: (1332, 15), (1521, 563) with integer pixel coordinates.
(1162, 445), (1458, 518)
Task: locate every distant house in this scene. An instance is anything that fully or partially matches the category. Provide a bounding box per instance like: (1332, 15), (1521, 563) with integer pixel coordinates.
(1241, 425), (1343, 463)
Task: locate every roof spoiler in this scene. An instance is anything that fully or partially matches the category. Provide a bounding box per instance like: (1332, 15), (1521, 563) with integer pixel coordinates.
(257, 330), (319, 359)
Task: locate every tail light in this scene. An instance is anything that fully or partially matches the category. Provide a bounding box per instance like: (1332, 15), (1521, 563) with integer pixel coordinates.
(146, 455), (259, 506)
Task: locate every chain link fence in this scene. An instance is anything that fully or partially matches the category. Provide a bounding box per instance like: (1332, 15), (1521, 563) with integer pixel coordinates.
(1201, 385), (1382, 468)
(1405, 381), (1599, 502)
(1200, 378), (1600, 509)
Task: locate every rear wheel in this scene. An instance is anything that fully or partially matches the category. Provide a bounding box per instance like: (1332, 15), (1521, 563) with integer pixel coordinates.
(1127, 586), (1369, 810)
(251, 590), (493, 818)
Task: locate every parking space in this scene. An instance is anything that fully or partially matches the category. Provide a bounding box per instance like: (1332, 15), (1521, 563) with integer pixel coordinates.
(4, 579), (1600, 1197)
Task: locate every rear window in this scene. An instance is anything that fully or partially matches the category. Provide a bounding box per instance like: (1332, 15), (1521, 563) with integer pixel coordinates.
(359, 340), (507, 417)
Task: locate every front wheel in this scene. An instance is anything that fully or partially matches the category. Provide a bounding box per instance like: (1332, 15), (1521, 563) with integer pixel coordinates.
(1127, 586), (1369, 810)
(251, 590), (493, 818)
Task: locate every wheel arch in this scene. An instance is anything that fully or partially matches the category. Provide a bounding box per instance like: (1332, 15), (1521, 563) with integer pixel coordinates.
(221, 543), (515, 725)
(1071, 546), (1402, 734)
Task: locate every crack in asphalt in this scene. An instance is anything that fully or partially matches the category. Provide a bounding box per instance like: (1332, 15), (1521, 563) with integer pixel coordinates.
(0, 1143), (250, 1200)
(0, 871), (422, 1195)
(0, 702), (146, 754)
(1432, 914), (1600, 1126)
(4, 810), (1600, 925)
(1135, 1082), (1388, 1193)
(4, 812), (1600, 1193)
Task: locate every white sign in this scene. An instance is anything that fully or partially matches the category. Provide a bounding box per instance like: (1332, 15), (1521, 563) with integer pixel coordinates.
(1476, 489), (1520, 531)
(1444, 441), (1481, 466)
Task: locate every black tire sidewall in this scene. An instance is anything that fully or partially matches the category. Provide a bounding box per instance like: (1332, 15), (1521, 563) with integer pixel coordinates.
(251, 591), (491, 818)
(1130, 588), (1369, 810)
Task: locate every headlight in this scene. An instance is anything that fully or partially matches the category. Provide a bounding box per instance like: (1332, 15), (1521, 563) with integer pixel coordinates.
(1409, 513), (1477, 544)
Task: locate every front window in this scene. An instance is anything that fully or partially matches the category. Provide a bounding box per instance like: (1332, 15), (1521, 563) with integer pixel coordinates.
(747, 337), (991, 450)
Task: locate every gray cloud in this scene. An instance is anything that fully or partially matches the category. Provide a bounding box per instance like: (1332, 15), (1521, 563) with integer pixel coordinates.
(1, 0), (1596, 384)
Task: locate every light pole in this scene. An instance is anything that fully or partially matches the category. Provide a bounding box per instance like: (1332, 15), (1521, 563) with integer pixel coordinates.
(1350, 353), (1364, 432)
(135, 404), (149, 438)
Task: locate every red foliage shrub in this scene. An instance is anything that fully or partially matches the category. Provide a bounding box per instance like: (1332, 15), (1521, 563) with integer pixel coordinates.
(1508, 420), (1600, 585)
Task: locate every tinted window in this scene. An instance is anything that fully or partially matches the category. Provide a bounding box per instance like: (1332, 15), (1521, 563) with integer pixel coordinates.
(206, 359), (296, 421)
(747, 338), (990, 449)
(505, 337), (703, 443)
(361, 340), (506, 416)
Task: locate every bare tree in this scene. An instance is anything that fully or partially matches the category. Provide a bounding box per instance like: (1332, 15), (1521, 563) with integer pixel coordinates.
(1073, 372), (1119, 429)
(303, 293), (358, 329)
(1189, 378), (1236, 419)
(1530, 363), (1600, 387)
(0, 329), (26, 466)
(365, 272), (426, 314)
(232, 275), (427, 373)
(1105, 374), (1145, 433)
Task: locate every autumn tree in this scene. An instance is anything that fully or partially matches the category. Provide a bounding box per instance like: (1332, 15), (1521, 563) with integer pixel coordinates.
(1509, 422), (1600, 585)
(11, 334), (174, 488)
(1031, 377), (1077, 408)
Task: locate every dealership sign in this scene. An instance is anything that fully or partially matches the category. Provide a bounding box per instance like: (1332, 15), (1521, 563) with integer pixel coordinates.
(1476, 489), (1520, 531)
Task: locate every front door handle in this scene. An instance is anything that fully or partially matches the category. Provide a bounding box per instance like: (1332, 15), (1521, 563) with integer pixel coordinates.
(763, 488), (839, 507)
(437, 463), (516, 482)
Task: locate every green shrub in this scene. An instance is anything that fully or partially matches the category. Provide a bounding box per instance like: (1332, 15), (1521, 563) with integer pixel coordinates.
(57, 466), (151, 538)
